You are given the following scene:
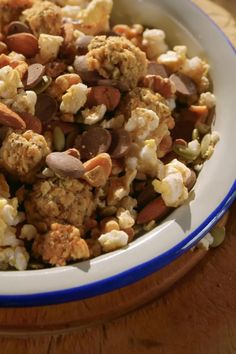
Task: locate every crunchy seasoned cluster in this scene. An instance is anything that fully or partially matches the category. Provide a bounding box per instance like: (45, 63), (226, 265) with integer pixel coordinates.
(87, 36), (147, 89)
(24, 177), (96, 231)
(21, 1), (62, 36)
(0, 131), (50, 182)
(33, 223), (89, 266)
(119, 87), (171, 120)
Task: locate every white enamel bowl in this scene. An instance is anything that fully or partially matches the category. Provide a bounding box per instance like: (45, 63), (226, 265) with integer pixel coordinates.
(1, 0), (235, 307)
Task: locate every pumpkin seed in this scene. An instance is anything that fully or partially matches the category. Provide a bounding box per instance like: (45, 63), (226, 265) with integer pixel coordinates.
(210, 225), (226, 248)
(201, 133), (212, 158)
(192, 128), (200, 141)
(53, 126), (65, 152)
(34, 75), (52, 94)
(195, 121), (211, 135)
(173, 144), (198, 161)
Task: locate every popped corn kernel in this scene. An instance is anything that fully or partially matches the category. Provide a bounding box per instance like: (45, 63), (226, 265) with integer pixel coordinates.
(39, 34), (64, 63)
(60, 83), (88, 114)
(0, 246), (29, 270)
(158, 50), (185, 72)
(12, 90), (37, 115)
(20, 224), (38, 241)
(82, 104), (106, 125)
(0, 65), (23, 99)
(98, 229), (129, 252)
(142, 29), (168, 60)
(125, 108), (160, 141)
(199, 92), (216, 109)
(117, 208), (135, 229)
(75, 0), (113, 35)
(153, 159), (191, 207)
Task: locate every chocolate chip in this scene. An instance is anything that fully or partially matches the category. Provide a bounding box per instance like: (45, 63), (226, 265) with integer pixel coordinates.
(35, 94), (58, 122)
(147, 62), (168, 78)
(6, 21), (31, 36)
(74, 55), (102, 84)
(23, 64), (46, 89)
(169, 73), (197, 97)
(78, 127), (112, 161)
(76, 35), (94, 55)
(46, 152), (85, 179)
(108, 129), (131, 159)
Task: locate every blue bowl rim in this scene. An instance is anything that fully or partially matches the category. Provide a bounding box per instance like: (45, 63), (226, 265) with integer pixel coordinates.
(0, 1), (235, 307)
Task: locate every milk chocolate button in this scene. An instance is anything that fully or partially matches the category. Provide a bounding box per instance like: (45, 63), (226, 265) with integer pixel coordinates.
(169, 73), (197, 97)
(147, 62), (168, 78)
(76, 35), (93, 55)
(46, 152), (85, 179)
(79, 127), (112, 161)
(35, 94), (58, 122)
(23, 64), (46, 89)
(7, 21), (31, 35)
(108, 129), (131, 158)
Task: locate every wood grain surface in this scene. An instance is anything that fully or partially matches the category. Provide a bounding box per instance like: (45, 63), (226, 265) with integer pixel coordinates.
(0, 1), (236, 353)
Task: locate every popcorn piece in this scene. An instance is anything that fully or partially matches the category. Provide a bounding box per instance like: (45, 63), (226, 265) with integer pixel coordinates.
(0, 193), (25, 249)
(20, 224), (38, 241)
(82, 104), (106, 125)
(142, 29), (168, 60)
(0, 246), (29, 271)
(153, 159), (191, 207)
(0, 65), (23, 99)
(180, 56), (209, 83)
(196, 233), (214, 251)
(117, 208), (135, 229)
(33, 223), (89, 266)
(199, 92), (216, 109)
(61, 5), (82, 19)
(158, 50), (185, 72)
(75, 0), (113, 35)
(12, 90), (37, 115)
(125, 108), (160, 141)
(39, 34), (64, 63)
(22, 1), (62, 37)
(0, 131), (50, 183)
(98, 230), (129, 252)
(87, 36), (147, 89)
(60, 83), (88, 114)
(24, 177), (96, 231)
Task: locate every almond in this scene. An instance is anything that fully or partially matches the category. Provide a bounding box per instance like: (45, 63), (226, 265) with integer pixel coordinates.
(19, 112), (42, 134)
(87, 86), (121, 111)
(6, 33), (39, 58)
(0, 103), (26, 130)
(137, 197), (170, 225)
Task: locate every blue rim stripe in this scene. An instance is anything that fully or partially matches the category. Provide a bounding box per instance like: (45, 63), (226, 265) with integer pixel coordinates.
(0, 1), (236, 307)
(0, 180), (235, 307)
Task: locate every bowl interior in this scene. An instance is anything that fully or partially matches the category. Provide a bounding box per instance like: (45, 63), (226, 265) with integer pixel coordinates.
(0, 0), (236, 304)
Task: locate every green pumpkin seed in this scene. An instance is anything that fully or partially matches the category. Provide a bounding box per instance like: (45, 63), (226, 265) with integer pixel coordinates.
(210, 226), (226, 248)
(173, 144), (198, 161)
(195, 121), (211, 135)
(34, 76), (52, 94)
(100, 206), (117, 217)
(201, 133), (212, 158)
(53, 126), (65, 152)
(192, 128), (200, 141)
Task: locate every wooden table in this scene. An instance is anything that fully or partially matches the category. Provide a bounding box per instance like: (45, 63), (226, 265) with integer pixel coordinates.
(1, 1), (236, 353)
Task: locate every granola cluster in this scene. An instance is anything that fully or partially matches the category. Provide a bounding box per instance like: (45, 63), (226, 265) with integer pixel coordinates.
(0, 0), (218, 269)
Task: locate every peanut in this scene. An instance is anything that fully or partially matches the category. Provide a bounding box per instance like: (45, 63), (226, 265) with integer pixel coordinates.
(83, 153), (112, 187)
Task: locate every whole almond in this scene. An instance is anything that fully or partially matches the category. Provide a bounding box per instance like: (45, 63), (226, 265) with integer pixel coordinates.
(6, 33), (39, 58)
(0, 103), (26, 130)
(19, 112), (42, 134)
(137, 197), (170, 225)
